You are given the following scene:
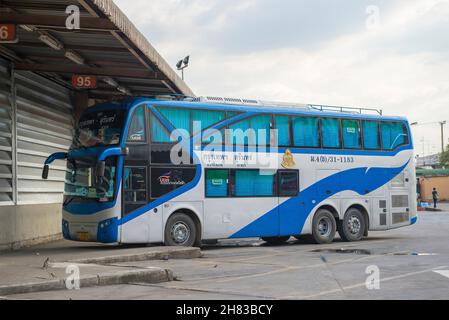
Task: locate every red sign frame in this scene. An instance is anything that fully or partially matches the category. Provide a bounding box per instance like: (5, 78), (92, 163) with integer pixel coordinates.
(72, 75), (97, 89)
(0, 24), (18, 43)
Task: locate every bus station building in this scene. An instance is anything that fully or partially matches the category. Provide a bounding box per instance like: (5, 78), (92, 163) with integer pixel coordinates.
(0, 0), (193, 250)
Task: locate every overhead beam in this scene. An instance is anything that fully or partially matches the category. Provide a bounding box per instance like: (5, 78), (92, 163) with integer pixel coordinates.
(0, 13), (118, 31)
(14, 41), (130, 53)
(14, 63), (165, 80)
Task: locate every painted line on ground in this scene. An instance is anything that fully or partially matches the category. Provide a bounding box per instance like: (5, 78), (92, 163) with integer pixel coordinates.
(281, 265), (448, 299)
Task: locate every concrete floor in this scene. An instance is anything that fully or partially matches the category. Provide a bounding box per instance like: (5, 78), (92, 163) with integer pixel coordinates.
(5, 212), (449, 300)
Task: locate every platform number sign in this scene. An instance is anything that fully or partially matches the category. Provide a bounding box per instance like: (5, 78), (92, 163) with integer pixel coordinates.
(72, 75), (97, 89)
(0, 24), (18, 43)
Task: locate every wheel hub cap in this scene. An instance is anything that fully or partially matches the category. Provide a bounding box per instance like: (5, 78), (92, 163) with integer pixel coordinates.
(318, 217), (331, 237)
(171, 222), (190, 244)
(347, 216), (361, 235)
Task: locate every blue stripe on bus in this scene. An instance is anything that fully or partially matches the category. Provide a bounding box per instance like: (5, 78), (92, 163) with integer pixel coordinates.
(230, 160), (410, 238)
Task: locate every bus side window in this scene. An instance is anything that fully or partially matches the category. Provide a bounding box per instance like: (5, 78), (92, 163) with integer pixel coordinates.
(362, 120), (380, 150)
(342, 119), (361, 149)
(275, 115), (291, 147)
(381, 121), (408, 150)
(205, 169), (229, 197)
(321, 118), (341, 148)
(278, 170), (299, 197)
(127, 106), (146, 143)
(192, 110), (225, 144)
(292, 116), (320, 148)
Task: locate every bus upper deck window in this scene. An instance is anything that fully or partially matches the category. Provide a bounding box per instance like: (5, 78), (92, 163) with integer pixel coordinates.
(321, 118), (341, 148)
(362, 120), (380, 150)
(381, 122), (407, 150)
(127, 106), (146, 142)
(342, 119), (361, 149)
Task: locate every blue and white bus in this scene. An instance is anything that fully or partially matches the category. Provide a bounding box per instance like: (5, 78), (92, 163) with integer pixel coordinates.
(43, 96), (417, 246)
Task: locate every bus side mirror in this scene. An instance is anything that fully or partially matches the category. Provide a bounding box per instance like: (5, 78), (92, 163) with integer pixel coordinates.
(96, 161), (105, 179)
(42, 165), (49, 180)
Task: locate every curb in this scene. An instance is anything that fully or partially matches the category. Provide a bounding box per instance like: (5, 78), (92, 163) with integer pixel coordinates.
(0, 268), (173, 296)
(69, 247), (202, 265)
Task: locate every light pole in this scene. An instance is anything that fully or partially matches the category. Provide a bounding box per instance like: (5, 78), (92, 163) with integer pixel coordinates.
(176, 55), (190, 80)
(411, 121), (447, 154)
(440, 121), (447, 154)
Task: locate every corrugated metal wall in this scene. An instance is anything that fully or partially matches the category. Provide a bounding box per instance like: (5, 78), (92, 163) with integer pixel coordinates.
(0, 59), (14, 205)
(0, 57), (74, 207)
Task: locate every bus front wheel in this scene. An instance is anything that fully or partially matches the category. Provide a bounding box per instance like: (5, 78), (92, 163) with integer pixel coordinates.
(310, 209), (337, 244)
(338, 208), (366, 242)
(165, 213), (197, 247)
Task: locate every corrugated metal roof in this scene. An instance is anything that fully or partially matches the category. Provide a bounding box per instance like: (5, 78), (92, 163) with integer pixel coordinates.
(0, 0), (194, 100)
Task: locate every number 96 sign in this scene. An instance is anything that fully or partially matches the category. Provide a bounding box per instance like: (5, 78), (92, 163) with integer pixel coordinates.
(0, 24), (18, 43)
(72, 75), (97, 89)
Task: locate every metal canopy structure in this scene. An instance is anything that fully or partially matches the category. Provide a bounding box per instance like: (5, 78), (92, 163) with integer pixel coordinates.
(0, 0), (194, 101)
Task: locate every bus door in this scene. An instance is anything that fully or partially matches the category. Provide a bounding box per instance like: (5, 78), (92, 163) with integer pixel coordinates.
(121, 106), (151, 242)
(278, 170), (300, 236)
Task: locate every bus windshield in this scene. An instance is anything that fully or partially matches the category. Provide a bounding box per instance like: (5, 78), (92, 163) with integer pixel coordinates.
(73, 109), (125, 148)
(64, 156), (117, 203)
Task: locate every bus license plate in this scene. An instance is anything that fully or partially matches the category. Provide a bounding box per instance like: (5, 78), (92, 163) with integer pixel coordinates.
(78, 232), (90, 241)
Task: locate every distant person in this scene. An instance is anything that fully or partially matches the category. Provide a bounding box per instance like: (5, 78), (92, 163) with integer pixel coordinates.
(432, 188), (439, 209)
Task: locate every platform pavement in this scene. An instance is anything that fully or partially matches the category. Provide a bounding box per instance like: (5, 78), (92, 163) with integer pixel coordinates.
(0, 240), (201, 295)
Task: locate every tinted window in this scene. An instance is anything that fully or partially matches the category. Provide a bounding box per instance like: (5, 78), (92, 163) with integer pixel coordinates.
(251, 115), (272, 146)
(381, 122), (407, 150)
(234, 170), (275, 197)
(229, 118), (251, 145)
(192, 110), (225, 144)
(278, 171), (299, 197)
(342, 119), (361, 149)
(362, 120), (380, 150)
(124, 167), (147, 204)
(127, 106), (146, 142)
(205, 170), (229, 197)
(151, 113), (172, 143)
(150, 167), (196, 198)
(158, 107), (191, 136)
(275, 116), (291, 146)
(292, 117), (320, 147)
(322, 118), (341, 148)
(229, 115), (272, 146)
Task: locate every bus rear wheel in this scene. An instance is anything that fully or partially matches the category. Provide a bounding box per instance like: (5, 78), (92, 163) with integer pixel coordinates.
(338, 208), (366, 242)
(165, 213), (197, 247)
(310, 209), (337, 244)
(262, 236), (290, 246)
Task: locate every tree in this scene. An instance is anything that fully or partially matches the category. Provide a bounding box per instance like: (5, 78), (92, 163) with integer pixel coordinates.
(440, 144), (449, 168)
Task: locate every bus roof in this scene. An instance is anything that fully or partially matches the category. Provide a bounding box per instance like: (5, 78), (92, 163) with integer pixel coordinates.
(87, 97), (409, 123)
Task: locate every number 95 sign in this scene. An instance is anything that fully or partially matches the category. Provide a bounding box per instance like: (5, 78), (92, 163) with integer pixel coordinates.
(72, 75), (97, 89)
(0, 24), (18, 43)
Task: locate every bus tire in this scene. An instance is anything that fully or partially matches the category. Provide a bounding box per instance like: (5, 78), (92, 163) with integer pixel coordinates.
(311, 209), (337, 244)
(262, 236), (290, 246)
(338, 208), (366, 242)
(164, 213), (197, 247)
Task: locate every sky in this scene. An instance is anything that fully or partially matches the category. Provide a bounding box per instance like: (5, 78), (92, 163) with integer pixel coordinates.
(114, 0), (449, 157)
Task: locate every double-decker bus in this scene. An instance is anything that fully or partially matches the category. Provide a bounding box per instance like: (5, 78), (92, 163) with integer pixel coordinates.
(42, 96), (417, 246)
